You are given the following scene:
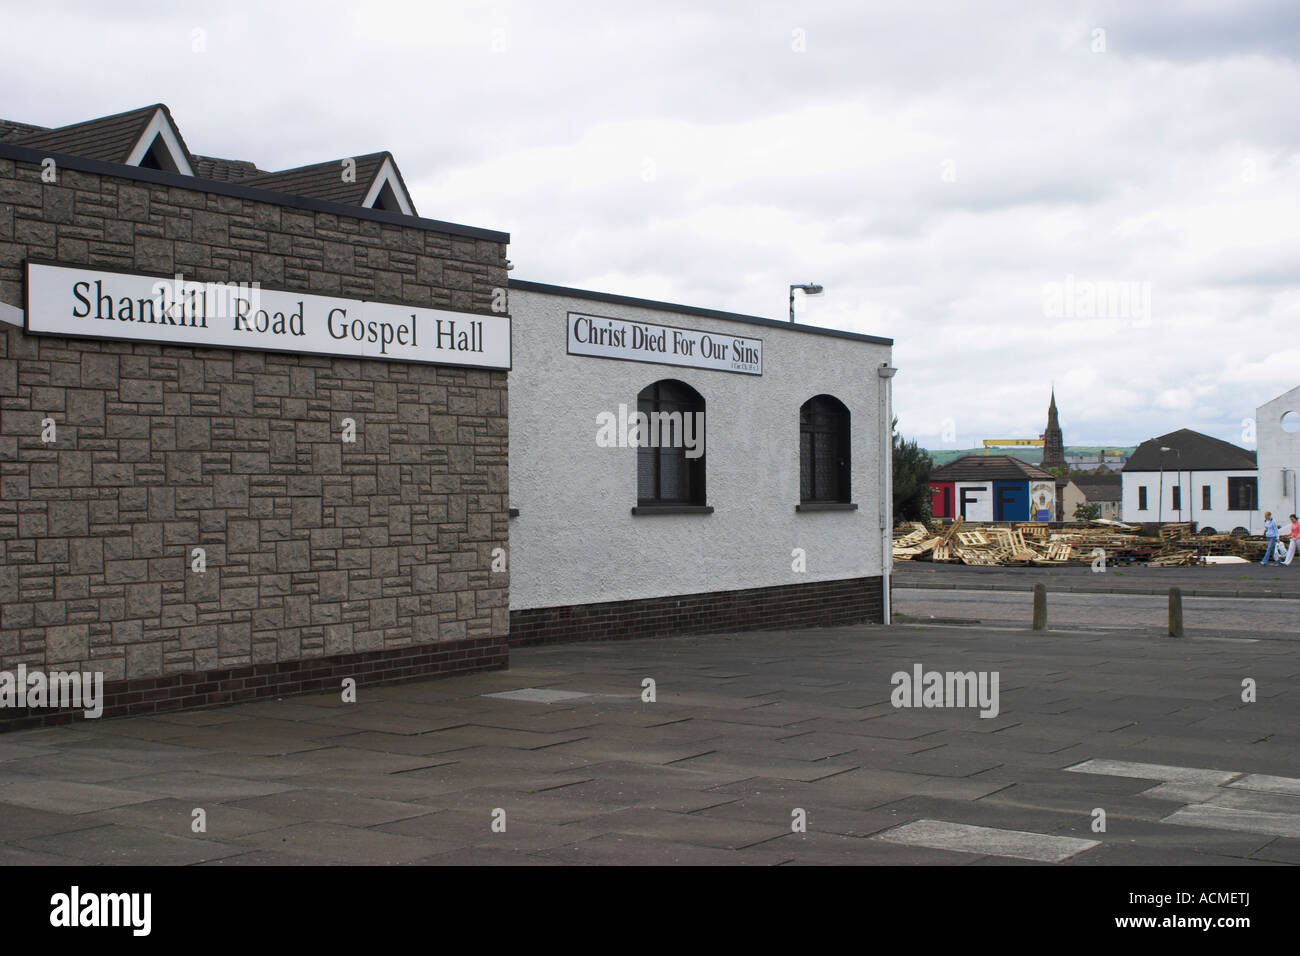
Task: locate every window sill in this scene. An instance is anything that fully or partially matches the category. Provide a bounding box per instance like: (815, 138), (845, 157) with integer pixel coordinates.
(796, 502), (858, 512)
(631, 505), (714, 516)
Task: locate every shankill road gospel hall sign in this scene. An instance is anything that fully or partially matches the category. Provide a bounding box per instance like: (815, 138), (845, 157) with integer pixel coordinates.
(25, 261), (512, 369)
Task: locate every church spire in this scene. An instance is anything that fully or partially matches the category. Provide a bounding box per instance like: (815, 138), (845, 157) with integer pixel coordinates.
(1041, 389), (1065, 470)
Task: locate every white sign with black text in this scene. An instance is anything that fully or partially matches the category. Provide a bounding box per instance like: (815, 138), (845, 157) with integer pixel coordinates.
(567, 312), (762, 375)
(24, 261), (511, 369)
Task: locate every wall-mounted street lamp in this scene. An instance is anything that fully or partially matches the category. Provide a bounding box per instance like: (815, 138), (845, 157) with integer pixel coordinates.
(789, 283), (823, 322)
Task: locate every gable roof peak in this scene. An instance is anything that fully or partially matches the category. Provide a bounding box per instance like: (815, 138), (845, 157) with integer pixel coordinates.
(9, 103), (194, 176)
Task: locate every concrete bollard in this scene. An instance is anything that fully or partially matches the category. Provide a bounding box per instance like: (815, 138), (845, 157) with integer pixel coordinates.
(1032, 583), (1047, 631)
(1168, 587), (1184, 638)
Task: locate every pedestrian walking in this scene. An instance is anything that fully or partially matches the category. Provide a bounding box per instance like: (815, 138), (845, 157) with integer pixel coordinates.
(1261, 511), (1280, 565)
(1286, 514), (1300, 567)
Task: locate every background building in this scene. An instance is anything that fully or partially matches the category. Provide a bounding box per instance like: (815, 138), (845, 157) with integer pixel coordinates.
(929, 455), (1055, 522)
(1063, 474), (1122, 520)
(1256, 385), (1300, 523)
(1121, 429), (1258, 531)
(507, 281), (895, 642)
(1063, 449), (1130, 472)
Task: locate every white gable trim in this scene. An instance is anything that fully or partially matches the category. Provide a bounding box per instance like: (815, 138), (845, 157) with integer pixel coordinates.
(124, 109), (194, 176)
(361, 156), (413, 215)
(0, 301), (22, 327)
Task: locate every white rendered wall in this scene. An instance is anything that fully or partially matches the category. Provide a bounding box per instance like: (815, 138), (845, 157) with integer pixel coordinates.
(1122, 469), (1262, 532)
(508, 288), (892, 611)
(1258, 386), (1300, 523)
(953, 482), (993, 521)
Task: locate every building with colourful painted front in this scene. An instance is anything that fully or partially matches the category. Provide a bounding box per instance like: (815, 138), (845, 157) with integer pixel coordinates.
(929, 455), (1055, 522)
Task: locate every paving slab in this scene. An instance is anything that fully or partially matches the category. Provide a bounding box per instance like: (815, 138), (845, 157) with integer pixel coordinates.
(99, 771), (297, 803)
(874, 819), (1100, 863)
(665, 751), (860, 783)
(547, 738), (718, 765)
(374, 809), (599, 852)
(227, 822), (450, 864)
(261, 746), (459, 775)
(534, 833), (773, 866)
(0, 803), (110, 841)
(0, 752), (160, 783)
(1163, 804), (1300, 840)
(86, 798), (300, 840)
(403, 845), (557, 866)
(224, 789), (435, 827)
(0, 845), (87, 865)
(0, 780), (161, 814)
(415, 787), (620, 826)
(694, 797), (910, 837)
(18, 824), (246, 865)
(437, 744), (604, 775)
(757, 830), (981, 865)
(551, 779), (741, 813)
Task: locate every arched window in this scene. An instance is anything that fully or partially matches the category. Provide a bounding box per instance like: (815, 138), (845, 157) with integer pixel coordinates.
(636, 379), (706, 506)
(800, 395), (850, 503)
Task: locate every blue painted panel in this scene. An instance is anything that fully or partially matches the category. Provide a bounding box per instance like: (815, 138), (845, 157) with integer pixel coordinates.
(993, 481), (1028, 521)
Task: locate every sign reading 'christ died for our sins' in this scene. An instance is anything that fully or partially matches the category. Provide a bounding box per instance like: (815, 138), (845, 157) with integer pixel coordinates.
(567, 312), (762, 375)
(24, 262), (512, 370)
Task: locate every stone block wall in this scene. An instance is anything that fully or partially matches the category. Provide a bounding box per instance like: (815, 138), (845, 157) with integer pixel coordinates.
(0, 153), (510, 723)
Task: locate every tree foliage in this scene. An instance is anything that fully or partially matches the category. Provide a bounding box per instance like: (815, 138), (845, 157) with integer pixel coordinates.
(892, 417), (933, 524)
(1073, 502), (1101, 521)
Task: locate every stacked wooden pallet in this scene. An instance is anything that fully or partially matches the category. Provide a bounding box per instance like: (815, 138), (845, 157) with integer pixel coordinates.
(892, 519), (1273, 567)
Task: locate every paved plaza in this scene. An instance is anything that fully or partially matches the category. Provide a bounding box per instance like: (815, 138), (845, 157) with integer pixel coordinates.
(1, 612), (1297, 865)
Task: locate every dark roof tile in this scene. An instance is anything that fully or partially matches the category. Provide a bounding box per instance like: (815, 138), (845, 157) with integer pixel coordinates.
(1072, 474), (1122, 500)
(0, 119), (48, 140)
(931, 454), (1055, 482)
(3, 104), (421, 217)
(7, 105), (173, 165)
(240, 152), (414, 213)
(1123, 429), (1256, 472)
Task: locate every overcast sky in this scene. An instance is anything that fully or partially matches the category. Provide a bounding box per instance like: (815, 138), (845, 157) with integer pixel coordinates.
(4, 0), (1298, 451)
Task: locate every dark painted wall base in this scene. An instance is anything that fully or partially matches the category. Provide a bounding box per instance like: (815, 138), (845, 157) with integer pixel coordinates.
(509, 576), (884, 647)
(0, 635), (507, 732)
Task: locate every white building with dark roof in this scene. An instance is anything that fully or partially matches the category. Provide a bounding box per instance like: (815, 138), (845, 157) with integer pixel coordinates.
(1121, 429), (1259, 531)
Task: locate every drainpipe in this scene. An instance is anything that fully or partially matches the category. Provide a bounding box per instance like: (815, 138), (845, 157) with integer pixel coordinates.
(878, 363), (897, 625)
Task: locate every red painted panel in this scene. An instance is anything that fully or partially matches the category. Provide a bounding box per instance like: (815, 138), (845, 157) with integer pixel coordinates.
(930, 481), (955, 518)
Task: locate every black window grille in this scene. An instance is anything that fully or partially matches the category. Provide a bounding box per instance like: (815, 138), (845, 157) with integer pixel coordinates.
(636, 380), (705, 505)
(1227, 476), (1258, 511)
(800, 395), (850, 503)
